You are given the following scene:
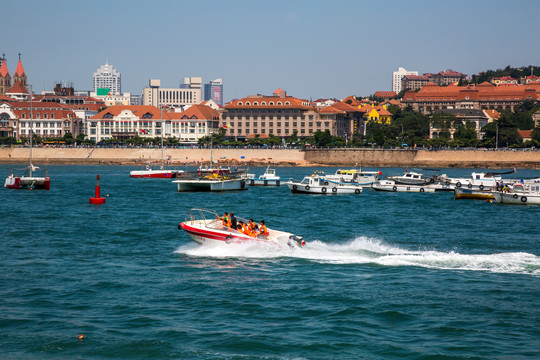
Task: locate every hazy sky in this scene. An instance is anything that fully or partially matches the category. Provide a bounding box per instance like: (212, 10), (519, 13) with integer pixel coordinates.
(3, 0), (539, 101)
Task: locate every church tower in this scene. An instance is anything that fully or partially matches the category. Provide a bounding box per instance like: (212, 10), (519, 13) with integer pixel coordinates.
(0, 55), (11, 95)
(13, 53), (27, 89)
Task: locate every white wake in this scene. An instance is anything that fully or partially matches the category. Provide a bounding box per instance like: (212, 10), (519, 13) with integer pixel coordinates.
(175, 237), (540, 275)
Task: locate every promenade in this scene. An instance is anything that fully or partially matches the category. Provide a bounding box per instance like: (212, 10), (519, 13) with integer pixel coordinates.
(1, 147), (539, 168)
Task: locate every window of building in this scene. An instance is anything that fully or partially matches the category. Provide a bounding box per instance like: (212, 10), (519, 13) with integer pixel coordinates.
(285, 122), (289, 127)
(316, 122), (321, 127)
(325, 122), (329, 127)
(261, 129), (266, 133)
(245, 101), (250, 105)
(261, 101), (266, 105)
(245, 122), (250, 127)
(253, 102), (258, 105)
(269, 101), (274, 105)
(309, 122), (313, 127)
(293, 122), (297, 127)
(269, 122), (273, 127)
(309, 115), (314, 120)
(285, 101), (290, 105)
(301, 122), (305, 127)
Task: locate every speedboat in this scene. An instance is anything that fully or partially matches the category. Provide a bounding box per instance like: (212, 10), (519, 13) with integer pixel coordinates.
(372, 179), (436, 193)
(321, 168), (382, 188)
(287, 174), (362, 194)
(492, 182), (540, 205)
(247, 167), (283, 186)
(178, 208), (305, 248)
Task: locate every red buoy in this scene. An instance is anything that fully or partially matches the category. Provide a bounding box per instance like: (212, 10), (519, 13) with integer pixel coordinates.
(89, 175), (106, 205)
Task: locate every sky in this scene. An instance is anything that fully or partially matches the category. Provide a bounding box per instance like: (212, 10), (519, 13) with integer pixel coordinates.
(3, 0), (540, 102)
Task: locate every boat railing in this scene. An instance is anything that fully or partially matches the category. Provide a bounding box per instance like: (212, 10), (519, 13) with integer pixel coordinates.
(185, 208), (220, 225)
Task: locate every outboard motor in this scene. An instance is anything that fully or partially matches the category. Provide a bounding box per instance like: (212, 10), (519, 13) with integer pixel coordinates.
(178, 222), (183, 230)
(288, 235), (305, 248)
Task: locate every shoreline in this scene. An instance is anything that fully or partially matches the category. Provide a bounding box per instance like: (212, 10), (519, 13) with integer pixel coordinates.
(0, 147), (539, 169)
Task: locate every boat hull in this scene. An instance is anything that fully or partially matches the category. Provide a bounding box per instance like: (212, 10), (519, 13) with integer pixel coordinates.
(174, 178), (248, 192)
(373, 184), (435, 193)
(454, 188), (494, 200)
(130, 170), (182, 178)
(287, 182), (362, 194)
(4, 176), (50, 190)
(492, 192), (540, 205)
(248, 179), (282, 186)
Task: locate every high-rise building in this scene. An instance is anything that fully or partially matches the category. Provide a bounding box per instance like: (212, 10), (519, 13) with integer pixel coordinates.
(93, 62), (121, 95)
(392, 67), (418, 93)
(142, 79), (201, 108)
(204, 78), (223, 106)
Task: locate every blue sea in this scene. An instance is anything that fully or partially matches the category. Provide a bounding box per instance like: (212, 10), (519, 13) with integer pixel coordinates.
(1, 164), (539, 359)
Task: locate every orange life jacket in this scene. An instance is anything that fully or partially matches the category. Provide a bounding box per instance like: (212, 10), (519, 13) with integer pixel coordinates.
(260, 225), (269, 236)
(222, 216), (230, 227)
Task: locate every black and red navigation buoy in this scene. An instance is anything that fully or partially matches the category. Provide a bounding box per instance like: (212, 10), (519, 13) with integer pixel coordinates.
(89, 174), (106, 205)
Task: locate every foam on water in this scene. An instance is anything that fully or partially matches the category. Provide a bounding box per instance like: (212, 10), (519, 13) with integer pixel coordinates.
(176, 237), (540, 275)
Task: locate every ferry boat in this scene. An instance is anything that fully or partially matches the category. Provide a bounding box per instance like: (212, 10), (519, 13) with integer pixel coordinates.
(287, 175), (363, 194)
(322, 168), (382, 188)
(247, 167), (283, 186)
(179, 208), (305, 248)
(492, 183), (540, 205)
(372, 179), (436, 193)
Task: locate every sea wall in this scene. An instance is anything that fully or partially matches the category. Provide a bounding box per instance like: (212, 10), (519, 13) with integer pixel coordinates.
(1, 147), (539, 168)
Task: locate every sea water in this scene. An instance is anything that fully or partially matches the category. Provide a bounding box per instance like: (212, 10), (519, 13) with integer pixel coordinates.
(1, 165), (539, 359)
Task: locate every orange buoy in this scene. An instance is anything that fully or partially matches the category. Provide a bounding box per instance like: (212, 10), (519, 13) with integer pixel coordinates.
(78, 334), (84, 340)
(89, 175), (106, 205)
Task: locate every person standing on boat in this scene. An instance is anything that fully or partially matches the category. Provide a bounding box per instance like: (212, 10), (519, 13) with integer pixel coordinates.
(229, 213), (237, 230)
(217, 212), (230, 228)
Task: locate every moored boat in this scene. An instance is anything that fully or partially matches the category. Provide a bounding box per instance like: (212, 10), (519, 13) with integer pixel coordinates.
(247, 167), (283, 186)
(4, 165), (50, 190)
(287, 175), (363, 194)
(321, 168), (382, 188)
(129, 163), (184, 178)
(454, 187), (494, 200)
(387, 170), (435, 186)
(492, 183), (540, 205)
(372, 179), (436, 193)
(173, 170), (248, 192)
(179, 208), (305, 248)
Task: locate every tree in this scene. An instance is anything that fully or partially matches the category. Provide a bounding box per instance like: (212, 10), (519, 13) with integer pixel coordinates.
(286, 130), (298, 144)
(313, 130), (333, 146)
(532, 127), (540, 142)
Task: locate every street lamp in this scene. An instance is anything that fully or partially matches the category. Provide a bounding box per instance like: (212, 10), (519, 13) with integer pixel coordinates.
(495, 124), (499, 149)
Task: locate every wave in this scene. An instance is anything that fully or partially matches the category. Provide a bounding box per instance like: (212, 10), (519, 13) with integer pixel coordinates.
(175, 237), (540, 275)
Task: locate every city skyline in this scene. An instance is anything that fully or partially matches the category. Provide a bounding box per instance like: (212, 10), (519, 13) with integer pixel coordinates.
(2, 0), (540, 101)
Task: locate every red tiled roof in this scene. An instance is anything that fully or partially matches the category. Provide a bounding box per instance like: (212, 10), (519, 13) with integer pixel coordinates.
(6, 80), (28, 94)
(0, 94), (15, 102)
(518, 130), (532, 139)
(169, 104), (219, 120)
(226, 95), (313, 110)
(14, 59), (25, 77)
(403, 83), (537, 102)
(403, 75), (430, 81)
(10, 101), (77, 120)
(0, 59), (9, 78)
(484, 110), (500, 119)
(319, 105), (346, 114)
(342, 95), (363, 106)
(375, 91), (397, 98)
(91, 105), (162, 120)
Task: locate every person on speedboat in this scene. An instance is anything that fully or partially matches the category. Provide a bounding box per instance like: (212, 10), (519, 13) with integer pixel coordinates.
(257, 220), (269, 238)
(217, 212), (231, 228)
(229, 213), (237, 230)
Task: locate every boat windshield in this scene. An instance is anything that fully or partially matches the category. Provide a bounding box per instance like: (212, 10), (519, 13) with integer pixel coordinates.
(301, 177), (310, 184)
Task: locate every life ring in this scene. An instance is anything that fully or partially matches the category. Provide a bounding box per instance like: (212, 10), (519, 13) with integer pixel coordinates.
(241, 180), (246, 189)
(145, 165), (150, 170)
(264, 180), (268, 186)
(322, 187), (327, 193)
(513, 194), (518, 199)
(467, 183), (472, 189)
(456, 182), (462, 188)
(332, 187), (337, 193)
(407, 187), (411, 191)
(293, 184), (298, 191)
(305, 185), (310, 191)
(420, 188), (425, 192)
(250, 179), (255, 186)
(225, 235), (232, 244)
(479, 184), (484, 191)
(392, 186), (397, 192)
(276, 180), (280, 186)
(355, 188), (361, 194)
(323, 181), (329, 186)
(521, 196), (527, 203)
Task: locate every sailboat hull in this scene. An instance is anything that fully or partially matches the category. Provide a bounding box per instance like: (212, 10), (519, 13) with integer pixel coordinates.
(129, 170), (182, 178)
(4, 175), (51, 190)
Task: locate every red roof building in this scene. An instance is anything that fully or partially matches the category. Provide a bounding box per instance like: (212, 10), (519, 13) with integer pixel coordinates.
(374, 91), (397, 99)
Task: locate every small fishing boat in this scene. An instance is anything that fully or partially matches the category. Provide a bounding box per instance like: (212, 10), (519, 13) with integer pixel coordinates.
(247, 167), (283, 186)
(372, 180), (436, 193)
(179, 208), (305, 248)
(454, 187), (494, 200)
(287, 175), (363, 194)
(321, 168), (382, 188)
(387, 170), (435, 186)
(492, 183), (540, 205)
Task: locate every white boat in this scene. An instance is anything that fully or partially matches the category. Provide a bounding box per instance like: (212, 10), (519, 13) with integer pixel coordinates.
(178, 208), (305, 248)
(247, 167), (283, 186)
(372, 179), (436, 193)
(130, 163), (184, 178)
(387, 171), (434, 186)
(321, 168), (382, 188)
(492, 183), (540, 205)
(4, 89), (50, 190)
(173, 171), (248, 192)
(287, 175), (363, 194)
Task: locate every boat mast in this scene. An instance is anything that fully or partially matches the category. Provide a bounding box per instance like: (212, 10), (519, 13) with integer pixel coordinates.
(210, 127), (213, 165)
(160, 105), (164, 170)
(29, 85), (33, 177)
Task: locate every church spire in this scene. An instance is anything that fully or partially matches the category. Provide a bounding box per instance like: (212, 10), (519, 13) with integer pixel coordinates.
(0, 57), (9, 78)
(15, 54), (25, 77)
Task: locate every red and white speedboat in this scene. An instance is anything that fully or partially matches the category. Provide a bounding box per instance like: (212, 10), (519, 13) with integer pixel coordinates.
(179, 209), (305, 248)
(129, 164), (184, 178)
